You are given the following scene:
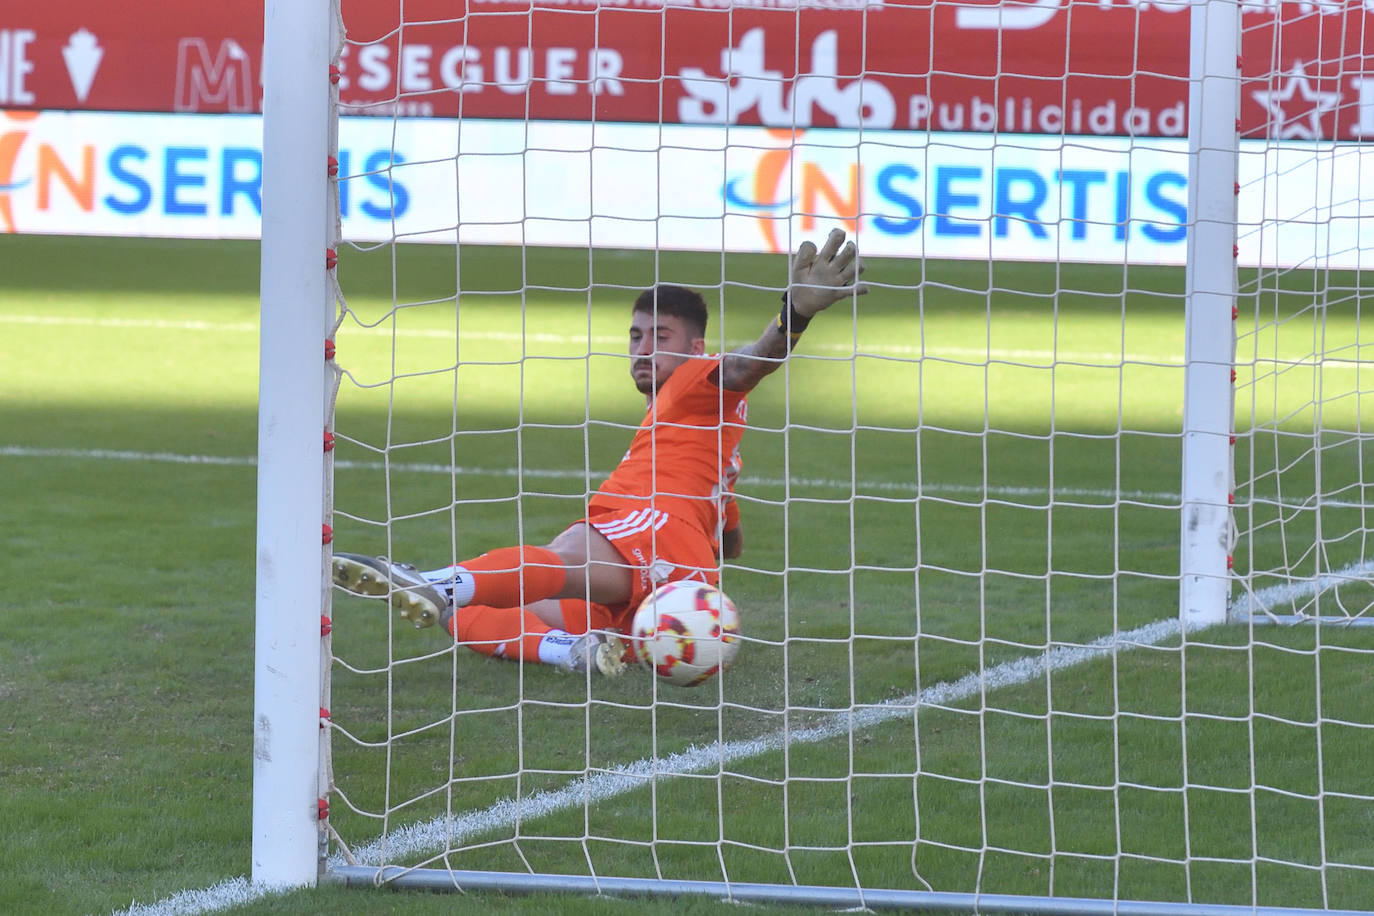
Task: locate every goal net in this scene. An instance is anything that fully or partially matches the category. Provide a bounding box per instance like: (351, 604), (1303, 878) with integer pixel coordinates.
(1231, 6), (1373, 630)
(257, 0), (1374, 909)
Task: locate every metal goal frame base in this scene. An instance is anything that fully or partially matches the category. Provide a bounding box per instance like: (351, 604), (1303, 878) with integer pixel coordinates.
(330, 866), (1371, 916)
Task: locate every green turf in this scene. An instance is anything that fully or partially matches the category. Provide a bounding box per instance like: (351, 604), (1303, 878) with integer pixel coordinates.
(1, 234), (1370, 916)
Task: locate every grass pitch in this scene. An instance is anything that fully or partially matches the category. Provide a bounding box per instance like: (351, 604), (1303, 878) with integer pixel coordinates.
(1, 234), (1370, 916)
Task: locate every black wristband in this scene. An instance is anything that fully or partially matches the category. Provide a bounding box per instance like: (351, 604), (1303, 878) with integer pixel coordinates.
(776, 292), (812, 337)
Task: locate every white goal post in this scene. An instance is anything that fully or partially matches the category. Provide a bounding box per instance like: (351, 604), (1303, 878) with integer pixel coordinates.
(251, 0), (338, 888)
(254, 0), (1374, 909)
(1179, 0), (1239, 631)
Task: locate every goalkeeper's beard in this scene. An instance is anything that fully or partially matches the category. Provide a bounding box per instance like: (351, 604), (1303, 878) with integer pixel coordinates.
(632, 360), (657, 395)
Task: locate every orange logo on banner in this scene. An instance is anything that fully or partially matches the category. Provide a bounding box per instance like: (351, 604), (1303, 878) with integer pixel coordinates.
(724, 129), (860, 253)
(0, 111), (40, 233)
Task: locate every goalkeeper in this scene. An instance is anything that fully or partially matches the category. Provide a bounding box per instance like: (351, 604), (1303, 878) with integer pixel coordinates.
(333, 228), (866, 675)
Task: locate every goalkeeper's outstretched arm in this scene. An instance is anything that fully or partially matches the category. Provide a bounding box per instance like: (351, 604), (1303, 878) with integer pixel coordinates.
(718, 228), (867, 393)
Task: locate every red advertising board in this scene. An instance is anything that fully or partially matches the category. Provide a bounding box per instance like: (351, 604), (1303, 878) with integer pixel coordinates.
(2, 0), (1371, 139)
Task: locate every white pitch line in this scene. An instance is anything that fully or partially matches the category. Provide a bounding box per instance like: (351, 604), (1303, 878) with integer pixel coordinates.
(334, 616), (1188, 871)
(0, 444), (1180, 504)
(109, 879), (261, 916)
(98, 562), (1369, 916)
(9, 444), (1370, 511)
(0, 314), (260, 333)
(1231, 559), (1374, 619)
(103, 615), (1184, 916)
(7, 311), (1363, 368)
(11, 444), (1373, 511)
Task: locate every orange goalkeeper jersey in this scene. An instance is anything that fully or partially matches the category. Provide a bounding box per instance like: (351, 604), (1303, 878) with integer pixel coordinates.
(589, 355), (746, 545)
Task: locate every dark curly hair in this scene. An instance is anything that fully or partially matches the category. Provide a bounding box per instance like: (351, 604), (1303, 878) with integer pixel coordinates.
(632, 284), (707, 339)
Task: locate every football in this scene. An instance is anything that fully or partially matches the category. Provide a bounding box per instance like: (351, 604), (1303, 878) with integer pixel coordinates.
(629, 581), (742, 687)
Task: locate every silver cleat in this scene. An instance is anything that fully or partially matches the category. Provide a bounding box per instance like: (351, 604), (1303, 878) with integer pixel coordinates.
(331, 552), (449, 629)
(567, 632), (630, 677)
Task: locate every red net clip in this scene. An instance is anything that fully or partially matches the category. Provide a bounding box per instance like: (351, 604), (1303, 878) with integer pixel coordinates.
(327, 155), (339, 177)
(1230, 369), (1237, 383)
(323, 430), (335, 453)
(1226, 555), (1235, 570)
(1234, 118), (1241, 131)
(318, 798), (330, 820)
(1232, 245), (1239, 259)
(1233, 181), (1240, 196)
(325, 248), (338, 270)
(1231, 306), (1238, 321)
(322, 523), (333, 545)
(1229, 434), (1237, 446)
(328, 65), (340, 85)
(325, 338), (336, 361)
(1228, 493), (1235, 505)
(321, 615), (333, 636)
(319, 707), (331, 727)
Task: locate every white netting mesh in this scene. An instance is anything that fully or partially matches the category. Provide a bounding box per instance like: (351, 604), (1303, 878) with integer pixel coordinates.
(318, 1), (1374, 910)
(1233, 136), (1373, 624)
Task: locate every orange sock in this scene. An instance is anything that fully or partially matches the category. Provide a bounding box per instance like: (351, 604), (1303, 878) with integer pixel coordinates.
(448, 599), (614, 665)
(448, 605), (551, 662)
(461, 545), (567, 608)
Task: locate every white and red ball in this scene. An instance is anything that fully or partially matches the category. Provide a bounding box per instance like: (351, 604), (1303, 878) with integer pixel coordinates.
(630, 581), (741, 687)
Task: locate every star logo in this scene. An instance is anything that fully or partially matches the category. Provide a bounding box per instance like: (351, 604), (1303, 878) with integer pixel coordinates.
(1250, 62), (1342, 139)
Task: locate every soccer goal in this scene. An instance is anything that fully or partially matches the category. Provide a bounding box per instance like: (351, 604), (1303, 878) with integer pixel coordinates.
(254, 0), (1374, 911)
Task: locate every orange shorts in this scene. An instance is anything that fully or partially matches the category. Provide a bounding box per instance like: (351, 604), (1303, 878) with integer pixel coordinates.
(577, 505), (720, 631)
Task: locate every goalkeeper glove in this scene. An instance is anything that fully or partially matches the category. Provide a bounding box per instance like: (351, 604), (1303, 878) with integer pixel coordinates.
(788, 227), (868, 318)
